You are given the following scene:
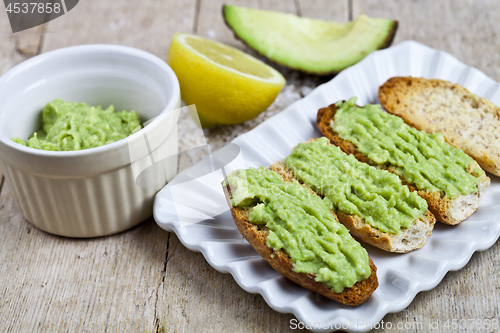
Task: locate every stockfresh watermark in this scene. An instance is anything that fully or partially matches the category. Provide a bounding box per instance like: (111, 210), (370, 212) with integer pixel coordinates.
(4, 0), (79, 32)
(126, 104), (245, 228)
(290, 318), (423, 331)
(290, 317), (499, 331)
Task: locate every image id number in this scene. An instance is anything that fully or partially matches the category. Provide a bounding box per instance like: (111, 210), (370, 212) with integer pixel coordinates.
(6, 2), (61, 14)
(444, 318), (499, 330)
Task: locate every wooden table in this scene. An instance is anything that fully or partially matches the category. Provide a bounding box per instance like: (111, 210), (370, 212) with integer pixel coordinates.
(1, 1), (499, 332)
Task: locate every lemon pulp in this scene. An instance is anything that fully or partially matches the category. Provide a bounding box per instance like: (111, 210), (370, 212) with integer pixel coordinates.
(167, 33), (285, 127)
(185, 36), (274, 80)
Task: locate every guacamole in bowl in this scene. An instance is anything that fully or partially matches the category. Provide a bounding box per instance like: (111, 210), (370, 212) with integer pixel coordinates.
(13, 98), (141, 151)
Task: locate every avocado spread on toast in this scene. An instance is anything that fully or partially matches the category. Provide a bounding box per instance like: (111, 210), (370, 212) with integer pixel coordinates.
(226, 167), (371, 293)
(286, 137), (428, 234)
(332, 98), (484, 198)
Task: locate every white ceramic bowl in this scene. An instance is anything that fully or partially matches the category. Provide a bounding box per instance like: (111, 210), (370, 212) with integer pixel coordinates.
(0, 45), (181, 237)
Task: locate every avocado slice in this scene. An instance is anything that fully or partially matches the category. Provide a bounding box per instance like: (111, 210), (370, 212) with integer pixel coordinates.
(223, 5), (398, 75)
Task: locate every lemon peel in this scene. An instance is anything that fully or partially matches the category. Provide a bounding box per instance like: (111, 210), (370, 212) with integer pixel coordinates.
(167, 33), (285, 127)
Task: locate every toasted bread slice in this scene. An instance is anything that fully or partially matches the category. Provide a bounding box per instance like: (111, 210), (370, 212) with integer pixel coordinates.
(379, 77), (500, 177)
(317, 103), (490, 225)
(222, 181), (378, 306)
(270, 155), (435, 253)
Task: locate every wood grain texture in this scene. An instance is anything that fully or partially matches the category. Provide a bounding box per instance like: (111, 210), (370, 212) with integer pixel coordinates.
(0, 18), (44, 185)
(41, 0), (196, 57)
(0, 182), (169, 332)
(296, 0), (349, 21)
(200, 0), (332, 149)
(0, 0), (194, 332)
(195, 0), (296, 48)
(352, 1), (500, 332)
(156, 233), (307, 333)
(352, 0), (500, 82)
(0, 0), (499, 332)
(0, 17), (41, 75)
(15, 25), (44, 57)
(156, 1), (311, 331)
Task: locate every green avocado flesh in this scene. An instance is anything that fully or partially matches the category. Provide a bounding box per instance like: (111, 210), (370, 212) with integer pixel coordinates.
(226, 167), (371, 293)
(12, 99), (141, 151)
(332, 98), (484, 198)
(286, 137), (428, 234)
(223, 5), (397, 74)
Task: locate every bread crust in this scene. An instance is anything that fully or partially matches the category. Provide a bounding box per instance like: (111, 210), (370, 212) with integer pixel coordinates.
(270, 159), (435, 253)
(317, 102), (490, 225)
(379, 77), (500, 177)
(222, 182), (378, 306)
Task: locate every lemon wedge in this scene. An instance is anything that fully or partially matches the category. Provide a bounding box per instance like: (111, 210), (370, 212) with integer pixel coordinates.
(167, 33), (285, 127)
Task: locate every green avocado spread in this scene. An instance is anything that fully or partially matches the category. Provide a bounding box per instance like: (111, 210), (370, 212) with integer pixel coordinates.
(12, 99), (141, 151)
(332, 98), (484, 198)
(226, 167), (371, 293)
(286, 137), (428, 234)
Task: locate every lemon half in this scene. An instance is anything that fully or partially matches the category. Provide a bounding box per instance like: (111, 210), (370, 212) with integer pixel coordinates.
(167, 33), (285, 127)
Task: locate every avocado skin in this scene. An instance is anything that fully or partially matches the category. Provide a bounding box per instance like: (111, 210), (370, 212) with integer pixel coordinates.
(223, 5), (398, 76)
(380, 21), (398, 54)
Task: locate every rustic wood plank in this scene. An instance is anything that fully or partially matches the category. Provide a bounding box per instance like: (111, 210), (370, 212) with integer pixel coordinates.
(195, 0), (295, 48)
(351, 1), (500, 332)
(0, 18), (44, 180)
(42, 0), (196, 57)
(0, 0), (196, 332)
(353, 0), (500, 82)
(157, 1), (318, 332)
(0, 181), (169, 332)
(1, 1), (499, 332)
(174, 0), (350, 173)
(197, 0), (338, 150)
(166, 0), (500, 332)
(159, 233), (308, 333)
(15, 25), (44, 57)
(297, 0), (349, 21)
(0, 16), (40, 74)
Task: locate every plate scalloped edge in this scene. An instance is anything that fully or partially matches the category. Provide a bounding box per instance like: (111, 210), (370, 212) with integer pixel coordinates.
(154, 40), (500, 333)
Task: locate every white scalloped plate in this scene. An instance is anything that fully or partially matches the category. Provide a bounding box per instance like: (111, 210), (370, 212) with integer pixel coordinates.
(153, 41), (500, 332)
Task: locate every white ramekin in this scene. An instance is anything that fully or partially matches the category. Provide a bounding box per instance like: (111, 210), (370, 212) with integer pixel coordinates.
(0, 45), (181, 238)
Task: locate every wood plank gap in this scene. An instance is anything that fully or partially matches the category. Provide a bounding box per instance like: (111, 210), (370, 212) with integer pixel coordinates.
(15, 24), (45, 57)
(0, 177), (4, 196)
(193, 0), (202, 34)
(294, 0), (302, 16)
(348, 0), (353, 20)
(60, 0), (68, 13)
(154, 232), (170, 333)
(36, 24), (48, 56)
